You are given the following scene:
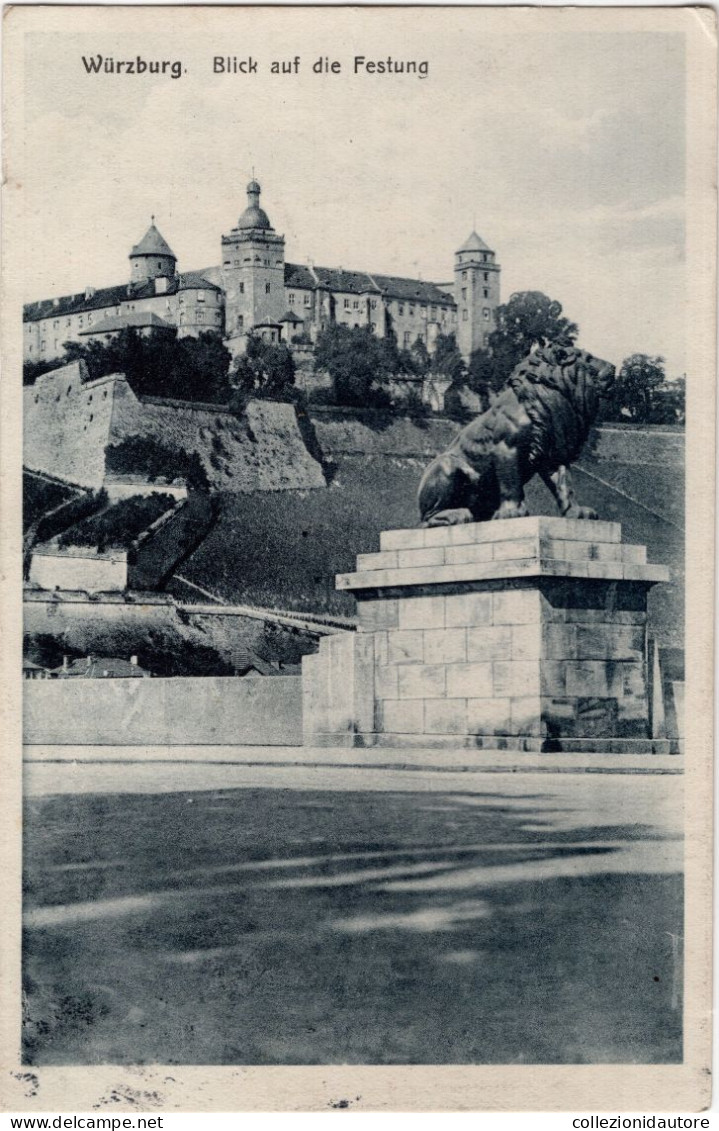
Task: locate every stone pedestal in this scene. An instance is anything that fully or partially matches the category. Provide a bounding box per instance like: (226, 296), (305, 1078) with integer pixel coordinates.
(302, 517), (671, 752)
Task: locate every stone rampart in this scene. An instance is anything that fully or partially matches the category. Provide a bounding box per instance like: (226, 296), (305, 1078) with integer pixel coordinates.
(24, 363), (327, 495)
(24, 366), (119, 488)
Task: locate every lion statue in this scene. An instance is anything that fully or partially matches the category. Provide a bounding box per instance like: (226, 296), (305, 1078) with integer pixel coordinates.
(418, 343), (615, 526)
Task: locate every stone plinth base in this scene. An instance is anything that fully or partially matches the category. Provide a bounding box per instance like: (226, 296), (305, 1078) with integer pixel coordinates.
(302, 517), (670, 752)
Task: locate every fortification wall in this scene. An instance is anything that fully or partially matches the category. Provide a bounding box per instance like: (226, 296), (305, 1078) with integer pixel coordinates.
(23, 675), (303, 746)
(110, 392), (326, 492)
(23, 366), (119, 488)
(309, 410), (457, 457)
(29, 550), (128, 592)
(25, 363), (326, 496)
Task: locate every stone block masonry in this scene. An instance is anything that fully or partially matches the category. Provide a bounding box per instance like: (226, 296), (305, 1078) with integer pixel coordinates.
(303, 517), (672, 753)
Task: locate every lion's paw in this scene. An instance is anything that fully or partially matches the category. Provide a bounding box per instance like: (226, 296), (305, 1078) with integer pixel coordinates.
(565, 506), (598, 521)
(492, 501), (529, 521)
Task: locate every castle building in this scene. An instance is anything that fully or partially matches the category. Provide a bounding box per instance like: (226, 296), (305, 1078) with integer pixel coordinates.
(23, 182), (501, 365)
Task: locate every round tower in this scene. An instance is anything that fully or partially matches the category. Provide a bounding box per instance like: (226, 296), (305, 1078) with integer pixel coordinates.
(129, 219), (177, 283)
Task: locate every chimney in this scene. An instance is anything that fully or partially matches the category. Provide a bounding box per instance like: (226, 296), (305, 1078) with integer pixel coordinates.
(85, 287), (96, 301)
(62, 655), (69, 671)
(130, 655), (138, 666)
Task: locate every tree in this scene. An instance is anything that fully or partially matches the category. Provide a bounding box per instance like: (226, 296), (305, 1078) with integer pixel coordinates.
(431, 333), (465, 383)
(313, 324), (394, 406)
(232, 333), (297, 402)
(604, 354), (666, 423)
(488, 291), (579, 385)
(466, 347), (506, 407)
(61, 328), (232, 403)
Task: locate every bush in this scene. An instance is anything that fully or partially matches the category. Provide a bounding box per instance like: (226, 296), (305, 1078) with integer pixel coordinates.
(34, 489), (108, 546)
(105, 435), (210, 493)
(23, 475), (78, 533)
(56, 493), (173, 551)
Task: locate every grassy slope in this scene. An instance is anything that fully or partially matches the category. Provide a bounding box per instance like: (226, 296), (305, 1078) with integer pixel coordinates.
(176, 445), (684, 647)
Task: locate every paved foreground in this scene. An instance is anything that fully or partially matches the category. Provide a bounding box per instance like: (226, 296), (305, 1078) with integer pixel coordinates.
(23, 756), (683, 1065)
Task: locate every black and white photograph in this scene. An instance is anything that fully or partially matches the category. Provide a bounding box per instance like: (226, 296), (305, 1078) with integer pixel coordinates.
(1, 4), (714, 1114)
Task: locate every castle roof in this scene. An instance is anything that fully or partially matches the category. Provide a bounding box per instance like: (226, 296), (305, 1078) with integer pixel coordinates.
(130, 222), (176, 259)
(284, 263), (456, 306)
(78, 312), (175, 335)
(24, 272), (220, 322)
(457, 230), (492, 254)
(279, 309), (304, 323)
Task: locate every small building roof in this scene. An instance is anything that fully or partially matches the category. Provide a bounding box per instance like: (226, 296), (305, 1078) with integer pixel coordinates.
(279, 309), (304, 324)
(130, 222), (176, 259)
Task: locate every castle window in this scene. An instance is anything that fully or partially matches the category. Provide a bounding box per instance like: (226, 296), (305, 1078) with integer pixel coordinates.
(482, 253), (487, 261)
(461, 288), (467, 301)
(41, 341), (46, 351)
(371, 300), (377, 310)
(67, 318), (71, 326)
(157, 261), (162, 270)
(197, 312), (204, 322)
(304, 294), (311, 306)
(430, 306), (436, 319)
(353, 300), (359, 310)
(484, 272), (488, 281)
(88, 314), (93, 324)
(67, 386), (72, 395)
(224, 261), (231, 267)
(403, 332), (411, 346)
(53, 320), (59, 329)
(462, 310), (468, 321)
(265, 282), (271, 294)
(344, 298), (350, 309)
(78, 317), (83, 327)
(197, 292), (205, 302)
(462, 271), (467, 280)
(28, 345), (33, 354)
(179, 296), (184, 304)
(483, 289), (489, 298)
(483, 308), (490, 319)
(409, 306), (414, 316)
(89, 414), (93, 422)
(237, 315), (244, 330)
(398, 304), (404, 315)
(289, 293), (295, 305)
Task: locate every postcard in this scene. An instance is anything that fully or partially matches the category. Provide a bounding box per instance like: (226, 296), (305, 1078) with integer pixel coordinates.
(1, 4), (715, 1114)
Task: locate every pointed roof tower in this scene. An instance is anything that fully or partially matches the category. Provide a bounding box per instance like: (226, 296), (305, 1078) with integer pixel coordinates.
(131, 219), (176, 258)
(457, 230), (492, 254)
(129, 218), (177, 282)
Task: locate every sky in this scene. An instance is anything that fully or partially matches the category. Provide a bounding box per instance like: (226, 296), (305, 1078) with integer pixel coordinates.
(22, 12), (686, 374)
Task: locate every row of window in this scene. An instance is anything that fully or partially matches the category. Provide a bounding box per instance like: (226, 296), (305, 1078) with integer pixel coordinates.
(461, 270), (492, 281)
(461, 307), (493, 322)
(461, 287), (492, 300)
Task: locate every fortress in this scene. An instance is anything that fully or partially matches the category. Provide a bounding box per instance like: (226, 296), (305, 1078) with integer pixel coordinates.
(23, 181), (501, 365)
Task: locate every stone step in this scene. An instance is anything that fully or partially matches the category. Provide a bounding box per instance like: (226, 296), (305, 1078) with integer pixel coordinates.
(379, 516), (622, 552)
(338, 555), (669, 592)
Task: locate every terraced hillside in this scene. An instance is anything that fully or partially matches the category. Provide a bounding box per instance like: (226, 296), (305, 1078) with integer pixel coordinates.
(173, 418), (684, 648)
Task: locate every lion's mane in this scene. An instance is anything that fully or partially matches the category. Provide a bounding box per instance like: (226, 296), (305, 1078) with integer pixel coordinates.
(507, 344), (612, 469)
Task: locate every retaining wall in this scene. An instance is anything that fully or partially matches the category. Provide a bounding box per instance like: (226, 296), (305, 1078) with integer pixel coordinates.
(24, 675), (303, 746)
